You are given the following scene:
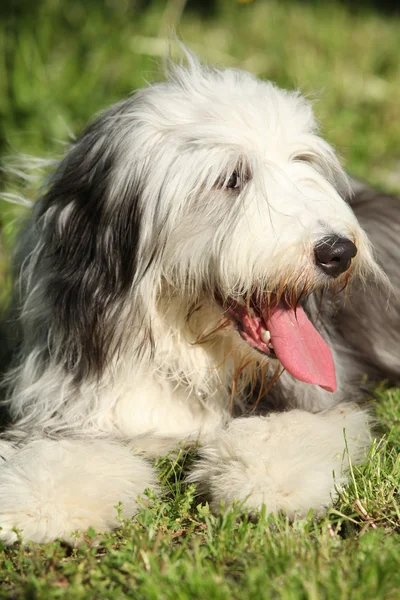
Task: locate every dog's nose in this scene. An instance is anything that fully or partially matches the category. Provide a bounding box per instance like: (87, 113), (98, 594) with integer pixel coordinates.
(314, 235), (357, 278)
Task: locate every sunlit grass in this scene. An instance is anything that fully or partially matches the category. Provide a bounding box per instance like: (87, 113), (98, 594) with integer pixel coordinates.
(2, 395), (400, 599)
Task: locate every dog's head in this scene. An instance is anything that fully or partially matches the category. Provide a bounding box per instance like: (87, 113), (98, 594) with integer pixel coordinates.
(34, 51), (381, 390)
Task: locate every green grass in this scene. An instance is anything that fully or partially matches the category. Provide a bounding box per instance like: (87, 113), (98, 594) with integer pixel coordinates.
(1, 391), (400, 599)
(1, 0), (400, 597)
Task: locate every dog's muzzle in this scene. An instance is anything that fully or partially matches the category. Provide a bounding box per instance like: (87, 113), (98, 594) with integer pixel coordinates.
(222, 292), (337, 393)
(314, 235), (357, 278)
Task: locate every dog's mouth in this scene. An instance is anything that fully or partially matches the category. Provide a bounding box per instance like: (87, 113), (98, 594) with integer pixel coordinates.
(222, 292), (336, 393)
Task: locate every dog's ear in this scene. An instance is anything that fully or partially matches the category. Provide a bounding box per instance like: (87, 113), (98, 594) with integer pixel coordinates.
(35, 112), (149, 382)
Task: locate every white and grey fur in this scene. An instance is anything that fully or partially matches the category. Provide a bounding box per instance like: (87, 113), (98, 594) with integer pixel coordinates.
(0, 52), (399, 544)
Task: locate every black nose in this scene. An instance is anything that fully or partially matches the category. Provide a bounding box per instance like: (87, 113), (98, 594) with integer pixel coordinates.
(314, 235), (357, 278)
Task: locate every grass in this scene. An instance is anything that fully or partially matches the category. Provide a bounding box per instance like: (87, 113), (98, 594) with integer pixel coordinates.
(1, 393), (400, 599)
(1, 0), (400, 597)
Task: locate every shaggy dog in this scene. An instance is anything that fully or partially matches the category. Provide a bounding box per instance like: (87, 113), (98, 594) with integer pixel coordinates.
(0, 52), (399, 544)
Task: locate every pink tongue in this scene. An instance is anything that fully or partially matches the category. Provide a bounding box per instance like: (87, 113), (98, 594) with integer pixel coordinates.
(263, 303), (336, 392)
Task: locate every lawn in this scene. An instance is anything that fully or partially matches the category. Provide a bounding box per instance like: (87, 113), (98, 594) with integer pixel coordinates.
(1, 0), (400, 598)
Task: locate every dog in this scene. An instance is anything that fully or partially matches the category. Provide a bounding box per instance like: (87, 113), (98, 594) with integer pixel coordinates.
(0, 51), (399, 544)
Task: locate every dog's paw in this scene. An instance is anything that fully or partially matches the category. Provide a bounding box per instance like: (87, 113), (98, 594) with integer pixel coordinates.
(0, 438), (157, 545)
(189, 404), (371, 517)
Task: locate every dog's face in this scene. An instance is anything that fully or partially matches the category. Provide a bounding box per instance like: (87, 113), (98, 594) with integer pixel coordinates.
(40, 55), (380, 388)
(127, 61), (379, 391)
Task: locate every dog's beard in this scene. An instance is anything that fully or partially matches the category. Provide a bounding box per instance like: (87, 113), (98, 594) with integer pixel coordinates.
(222, 293), (336, 392)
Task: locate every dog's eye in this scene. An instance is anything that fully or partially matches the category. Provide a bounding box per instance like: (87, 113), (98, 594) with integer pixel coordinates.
(216, 167), (249, 191)
(226, 171), (241, 190)
(293, 155), (311, 164)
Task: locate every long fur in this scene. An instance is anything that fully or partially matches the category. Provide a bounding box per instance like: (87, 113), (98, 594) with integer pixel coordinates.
(0, 50), (398, 544)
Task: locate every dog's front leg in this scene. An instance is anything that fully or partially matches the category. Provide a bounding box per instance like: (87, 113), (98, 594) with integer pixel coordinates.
(0, 437), (157, 545)
(188, 404), (371, 517)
